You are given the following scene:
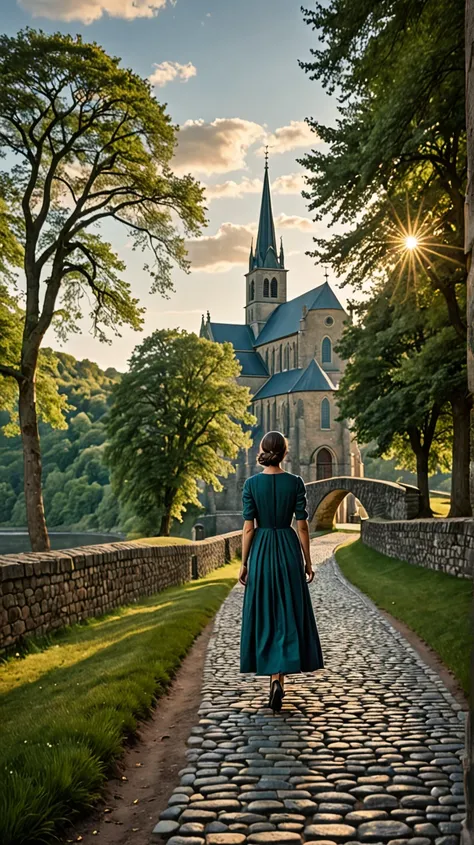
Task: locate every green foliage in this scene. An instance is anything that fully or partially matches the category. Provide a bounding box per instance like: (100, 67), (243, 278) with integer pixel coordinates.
(299, 0), (466, 337)
(0, 353), (122, 529)
(0, 560), (240, 845)
(106, 329), (256, 534)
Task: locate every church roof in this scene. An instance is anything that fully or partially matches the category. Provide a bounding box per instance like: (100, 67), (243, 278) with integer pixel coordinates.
(254, 281), (345, 347)
(252, 359), (336, 400)
(207, 322), (254, 350)
(235, 350), (269, 377)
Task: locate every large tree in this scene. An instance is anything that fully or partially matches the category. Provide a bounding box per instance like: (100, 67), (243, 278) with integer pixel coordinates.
(0, 29), (206, 551)
(336, 280), (461, 516)
(106, 330), (255, 537)
(300, 0), (471, 514)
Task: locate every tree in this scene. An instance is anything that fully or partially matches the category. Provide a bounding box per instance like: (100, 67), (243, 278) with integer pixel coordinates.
(105, 330), (255, 537)
(335, 282), (459, 516)
(0, 29), (206, 551)
(299, 0), (471, 515)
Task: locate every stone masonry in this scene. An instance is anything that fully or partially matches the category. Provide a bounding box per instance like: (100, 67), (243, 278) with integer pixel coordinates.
(152, 533), (467, 845)
(361, 519), (474, 579)
(0, 531), (242, 652)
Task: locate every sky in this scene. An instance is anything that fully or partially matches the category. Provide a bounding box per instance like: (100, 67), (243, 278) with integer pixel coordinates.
(2, 0), (351, 371)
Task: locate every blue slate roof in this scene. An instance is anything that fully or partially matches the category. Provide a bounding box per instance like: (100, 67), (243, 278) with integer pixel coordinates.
(208, 322), (254, 350)
(235, 350), (269, 377)
(254, 282), (345, 347)
(253, 359), (335, 400)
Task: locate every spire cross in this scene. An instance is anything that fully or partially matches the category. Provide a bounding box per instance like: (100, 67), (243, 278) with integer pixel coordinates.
(324, 267), (329, 283)
(264, 145), (269, 168)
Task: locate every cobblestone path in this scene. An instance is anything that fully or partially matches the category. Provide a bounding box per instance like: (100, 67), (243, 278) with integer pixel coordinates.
(152, 534), (466, 845)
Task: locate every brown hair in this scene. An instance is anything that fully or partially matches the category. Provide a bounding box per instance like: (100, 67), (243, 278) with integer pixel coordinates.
(257, 431), (288, 467)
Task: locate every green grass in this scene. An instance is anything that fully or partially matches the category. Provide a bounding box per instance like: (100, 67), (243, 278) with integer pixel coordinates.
(0, 559), (240, 845)
(430, 494), (451, 518)
(335, 539), (471, 697)
(133, 535), (192, 545)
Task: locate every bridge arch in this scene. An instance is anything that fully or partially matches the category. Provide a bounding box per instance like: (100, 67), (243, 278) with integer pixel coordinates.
(305, 476), (420, 531)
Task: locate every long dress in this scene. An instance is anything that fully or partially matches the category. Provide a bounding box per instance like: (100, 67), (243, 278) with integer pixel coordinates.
(239, 471), (324, 676)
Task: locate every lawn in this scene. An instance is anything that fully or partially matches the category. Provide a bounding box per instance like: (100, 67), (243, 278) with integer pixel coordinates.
(335, 539), (471, 697)
(430, 493), (451, 518)
(0, 558), (240, 845)
(134, 535), (192, 545)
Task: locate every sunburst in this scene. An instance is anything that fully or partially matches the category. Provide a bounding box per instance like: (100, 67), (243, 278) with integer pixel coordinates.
(380, 196), (464, 304)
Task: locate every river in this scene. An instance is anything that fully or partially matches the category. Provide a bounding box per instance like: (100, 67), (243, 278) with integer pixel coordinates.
(0, 530), (125, 556)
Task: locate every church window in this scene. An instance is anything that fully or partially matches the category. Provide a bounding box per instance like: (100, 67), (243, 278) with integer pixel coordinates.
(279, 345), (282, 372)
(316, 447), (333, 479)
(271, 277), (278, 297)
(266, 403), (271, 431)
(325, 315), (334, 327)
(250, 279), (255, 301)
(321, 398), (330, 429)
(284, 344), (289, 370)
(293, 342), (297, 368)
(265, 349), (269, 369)
(322, 336), (332, 364)
(263, 278), (269, 297)
(271, 348), (275, 373)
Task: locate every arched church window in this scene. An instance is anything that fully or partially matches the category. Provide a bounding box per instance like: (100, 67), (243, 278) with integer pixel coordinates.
(266, 403), (271, 431)
(271, 277), (278, 297)
(250, 279), (255, 301)
(293, 342), (297, 368)
(322, 336), (332, 364)
(316, 447), (333, 480)
(321, 397), (330, 430)
(284, 344), (289, 370)
(265, 349), (269, 369)
(279, 345), (282, 372)
(263, 278), (269, 297)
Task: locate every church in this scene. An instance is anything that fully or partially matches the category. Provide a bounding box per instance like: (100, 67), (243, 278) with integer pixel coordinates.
(198, 162), (363, 536)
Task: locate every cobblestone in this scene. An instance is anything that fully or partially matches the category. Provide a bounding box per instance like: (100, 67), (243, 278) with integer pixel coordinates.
(152, 534), (466, 845)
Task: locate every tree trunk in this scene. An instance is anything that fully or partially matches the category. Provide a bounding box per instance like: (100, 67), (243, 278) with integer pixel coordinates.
(415, 448), (433, 517)
(159, 511), (171, 536)
(18, 376), (50, 552)
(449, 391), (473, 517)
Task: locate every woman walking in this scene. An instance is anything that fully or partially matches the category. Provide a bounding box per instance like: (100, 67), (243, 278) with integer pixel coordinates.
(239, 430), (324, 714)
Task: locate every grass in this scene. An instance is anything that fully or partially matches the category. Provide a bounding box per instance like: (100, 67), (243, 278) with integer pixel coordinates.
(133, 535), (192, 545)
(0, 558), (240, 845)
(335, 539), (472, 697)
(430, 493), (451, 518)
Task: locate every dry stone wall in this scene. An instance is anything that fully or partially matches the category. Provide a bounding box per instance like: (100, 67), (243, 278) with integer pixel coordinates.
(361, 517), (474, 578)
(0, 531), (242, 653)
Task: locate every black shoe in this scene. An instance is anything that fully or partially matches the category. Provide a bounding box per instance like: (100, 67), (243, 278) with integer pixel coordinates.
(269, 679), (283, 714)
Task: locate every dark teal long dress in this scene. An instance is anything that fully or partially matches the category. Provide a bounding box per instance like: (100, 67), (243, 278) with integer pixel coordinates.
(239, 471), (324, 676)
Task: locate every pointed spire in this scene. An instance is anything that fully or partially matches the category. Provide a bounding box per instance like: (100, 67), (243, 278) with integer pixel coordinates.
(249, 237), (254, 272)
(279, 236), (285, 268)
(254, 156), (278, 269)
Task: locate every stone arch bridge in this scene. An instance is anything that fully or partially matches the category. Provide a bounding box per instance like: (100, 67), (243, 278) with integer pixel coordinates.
(306, 476), (421, 530)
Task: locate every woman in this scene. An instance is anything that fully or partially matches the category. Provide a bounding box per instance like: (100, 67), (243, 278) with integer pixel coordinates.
(239, 430), (324, 714)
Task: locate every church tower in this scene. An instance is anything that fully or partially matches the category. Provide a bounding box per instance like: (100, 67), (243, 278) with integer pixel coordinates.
(245, 158), (287, 338)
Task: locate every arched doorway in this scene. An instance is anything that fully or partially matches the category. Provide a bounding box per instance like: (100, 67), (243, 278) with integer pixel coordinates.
(316, 447), (333, 480)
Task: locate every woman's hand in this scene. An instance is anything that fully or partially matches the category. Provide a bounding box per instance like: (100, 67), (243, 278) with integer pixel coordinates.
(305, 563), (314, 584)
(238, 564), (248, 586)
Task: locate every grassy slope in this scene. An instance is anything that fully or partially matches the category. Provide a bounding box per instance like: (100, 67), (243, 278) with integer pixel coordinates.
(0, 559), (240, 845)
(430, 493), (451, 518)
(335, 539), (471, 697)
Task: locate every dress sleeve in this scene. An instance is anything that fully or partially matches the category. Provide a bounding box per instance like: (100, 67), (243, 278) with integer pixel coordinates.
(242, 478), (257, 521)
(295, 475), (309, 520)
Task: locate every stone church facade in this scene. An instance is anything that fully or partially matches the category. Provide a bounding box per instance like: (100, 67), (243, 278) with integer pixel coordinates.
(198, 163), (363, 536)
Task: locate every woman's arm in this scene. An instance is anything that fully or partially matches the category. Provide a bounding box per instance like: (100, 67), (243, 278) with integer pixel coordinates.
(239, 519), (255, 585)
(296, 519), (314, 583)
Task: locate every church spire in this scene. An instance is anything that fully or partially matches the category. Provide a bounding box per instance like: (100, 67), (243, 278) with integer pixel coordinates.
(252, 152), (282, 270)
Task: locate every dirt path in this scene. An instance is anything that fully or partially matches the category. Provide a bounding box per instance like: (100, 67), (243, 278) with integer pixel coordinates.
(63, 619), (214, 845)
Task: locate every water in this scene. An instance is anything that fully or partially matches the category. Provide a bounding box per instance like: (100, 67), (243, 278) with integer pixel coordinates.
(0, 530), (124, 556)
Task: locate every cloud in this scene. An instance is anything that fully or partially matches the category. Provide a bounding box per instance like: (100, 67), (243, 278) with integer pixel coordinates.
(273, 172), (306, 194)
(204, 177), (263, 201)
(275, 213), (315, 231)
(173, 118), (265, 175)
(259, 121), (317, 155)
(149, 60), (197, 88)
(186, 215), (315, 272)
(18, 0), (172, 23)
(186, 222), (256, 272)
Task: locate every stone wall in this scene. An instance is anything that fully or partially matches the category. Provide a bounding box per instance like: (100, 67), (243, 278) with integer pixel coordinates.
(361, 517), (474, 578)
(0, 531), (242, 653)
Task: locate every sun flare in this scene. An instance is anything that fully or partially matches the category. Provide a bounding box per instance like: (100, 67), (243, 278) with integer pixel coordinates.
(404, 235), (418, 250)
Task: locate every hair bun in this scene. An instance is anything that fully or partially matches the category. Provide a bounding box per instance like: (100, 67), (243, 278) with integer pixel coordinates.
(256, 431), (288, 467)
